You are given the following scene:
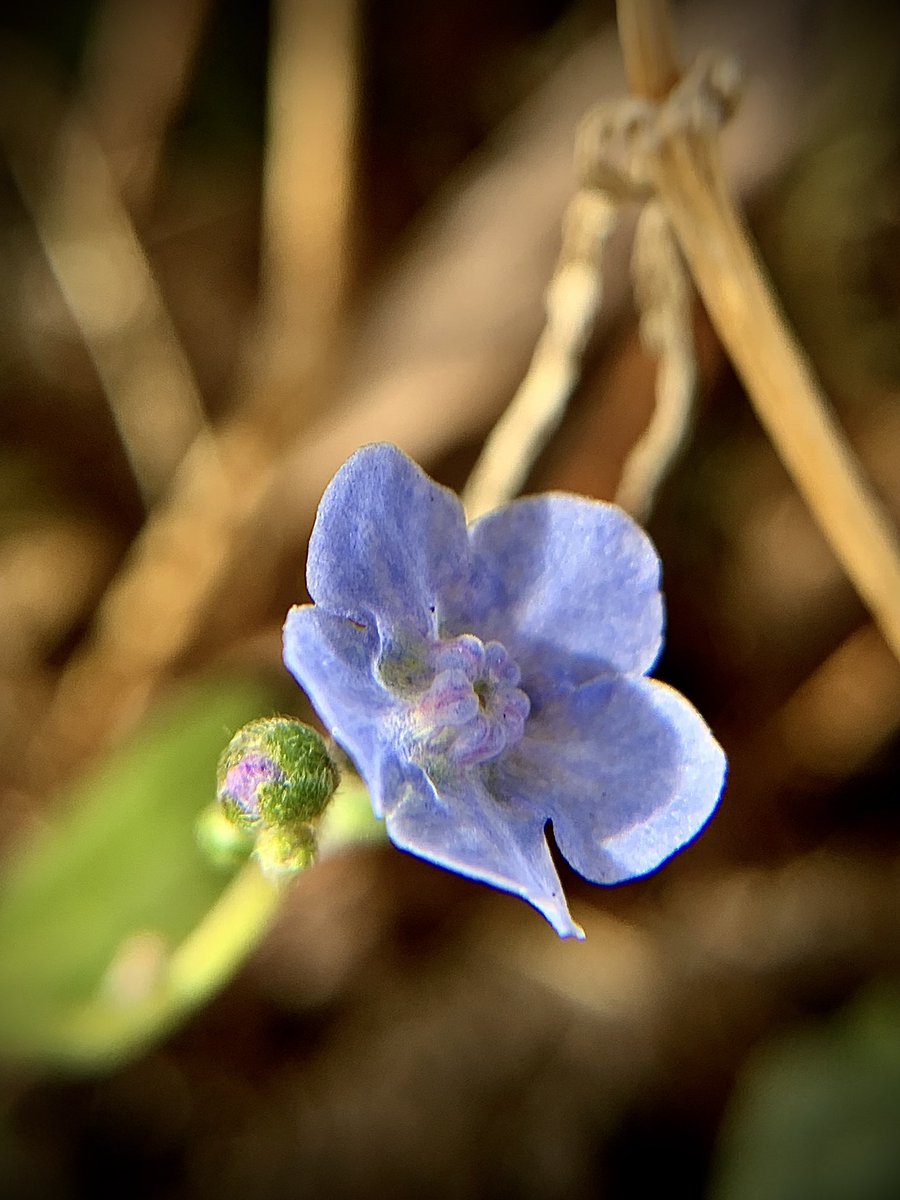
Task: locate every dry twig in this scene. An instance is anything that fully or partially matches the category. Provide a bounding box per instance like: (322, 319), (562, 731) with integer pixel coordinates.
(81, 0), (212, 211)
(614, 199), (695, 518)
(615, 0), (900, 664)
(4, 103), (213, 508)
(461, 187), (619, 521)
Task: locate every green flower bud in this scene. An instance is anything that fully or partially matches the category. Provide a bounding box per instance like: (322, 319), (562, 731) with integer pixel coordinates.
(210, 717), (342, 878)
(196, 804), (255, 869)
(216, 716), (340, 833)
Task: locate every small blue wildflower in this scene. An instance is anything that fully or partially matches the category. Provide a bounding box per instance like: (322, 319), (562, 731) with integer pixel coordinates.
(283, 444), (726, 938)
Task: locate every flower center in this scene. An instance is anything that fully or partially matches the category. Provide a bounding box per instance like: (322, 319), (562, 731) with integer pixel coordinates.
(408, 634), (530, 769)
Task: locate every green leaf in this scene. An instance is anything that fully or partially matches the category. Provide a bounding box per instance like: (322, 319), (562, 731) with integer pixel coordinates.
(0, 677), (284, 1071)
(710, 986), (900, 1200)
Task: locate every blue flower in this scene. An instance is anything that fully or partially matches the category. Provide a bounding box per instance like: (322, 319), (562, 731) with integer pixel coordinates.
(283, 444), (726, 938)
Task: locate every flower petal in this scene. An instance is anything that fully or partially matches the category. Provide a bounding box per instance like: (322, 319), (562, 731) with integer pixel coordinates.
(307, 444), (470, 639)
(500, 675), (725, 884)
(383, 761), (584, 938)
(447, 495), (663, 697)
(283, 604), (397, 790)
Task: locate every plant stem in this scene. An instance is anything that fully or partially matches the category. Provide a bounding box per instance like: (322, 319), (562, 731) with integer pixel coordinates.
(461, 190), (618, 521)
(616, 0), (900, 665)
(616, 0), (681, 99)
(42, 862), (283, 1070)
(30, 779), (383, 1071)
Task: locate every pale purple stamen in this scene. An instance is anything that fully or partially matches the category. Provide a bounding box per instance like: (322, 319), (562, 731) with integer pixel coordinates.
(409, 634), (530, 768)
(419, 668), (481, 726)
(430, 633), (485, 680)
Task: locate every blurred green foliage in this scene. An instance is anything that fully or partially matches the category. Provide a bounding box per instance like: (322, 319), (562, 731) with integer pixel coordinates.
(711, 986), (900, 1200)
(0, 677), (282, 1069)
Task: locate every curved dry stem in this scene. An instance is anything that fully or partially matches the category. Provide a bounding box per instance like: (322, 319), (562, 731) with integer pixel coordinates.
(616, 0), (900, 664)
(615, 200), (695, 519)
(462, 189), (619, 521)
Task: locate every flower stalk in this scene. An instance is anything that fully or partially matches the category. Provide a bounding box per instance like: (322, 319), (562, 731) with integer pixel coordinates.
(46, 771), (381, 1070)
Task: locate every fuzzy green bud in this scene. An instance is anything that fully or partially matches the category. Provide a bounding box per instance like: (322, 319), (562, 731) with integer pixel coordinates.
(212, 717), (341, 878)
(216, 716), (340, 833)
